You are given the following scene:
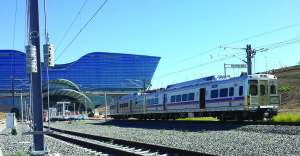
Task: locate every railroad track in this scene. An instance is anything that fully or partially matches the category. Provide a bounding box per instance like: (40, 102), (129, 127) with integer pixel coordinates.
(112, 119), (300, 126)
(44, 126), (215, 156)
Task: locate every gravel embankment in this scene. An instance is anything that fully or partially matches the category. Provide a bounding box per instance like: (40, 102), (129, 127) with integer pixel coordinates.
(1, 120), (300, 155)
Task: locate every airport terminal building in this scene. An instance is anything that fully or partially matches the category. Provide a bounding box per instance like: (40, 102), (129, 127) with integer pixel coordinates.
(0, 50), (160, 112)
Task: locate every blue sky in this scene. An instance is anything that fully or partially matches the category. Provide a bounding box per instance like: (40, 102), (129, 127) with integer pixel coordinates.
(1, 0), (300, 89)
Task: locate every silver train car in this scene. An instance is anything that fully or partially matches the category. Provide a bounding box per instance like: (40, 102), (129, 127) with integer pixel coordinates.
(110, 74), (281, 121)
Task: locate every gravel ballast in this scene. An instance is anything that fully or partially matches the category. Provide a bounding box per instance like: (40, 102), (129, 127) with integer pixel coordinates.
(0, 120), (299, 155)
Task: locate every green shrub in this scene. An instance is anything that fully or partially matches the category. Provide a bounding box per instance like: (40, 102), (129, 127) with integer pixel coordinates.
(279, 86), (294, 92)
(272, 113), (300, 122)
(198, 129), (205, 133)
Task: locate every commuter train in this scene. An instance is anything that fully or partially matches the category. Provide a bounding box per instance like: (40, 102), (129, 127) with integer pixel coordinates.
(110, 74), (281, 121)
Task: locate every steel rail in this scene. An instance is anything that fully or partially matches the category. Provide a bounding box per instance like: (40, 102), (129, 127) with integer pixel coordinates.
(47, 133), (142, 156)
(45, 126), (215, 156)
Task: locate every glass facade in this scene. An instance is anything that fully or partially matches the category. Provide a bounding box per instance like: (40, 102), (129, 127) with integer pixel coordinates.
(0, 50), (160, 109)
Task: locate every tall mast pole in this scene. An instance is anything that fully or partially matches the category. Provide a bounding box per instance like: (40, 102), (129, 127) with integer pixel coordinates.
(246, 45), (252, 75)
(29, 0), (44, 151)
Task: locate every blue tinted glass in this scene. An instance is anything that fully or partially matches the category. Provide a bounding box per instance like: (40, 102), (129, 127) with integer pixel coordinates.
(147, 99), (150, 105)
(229, 87), (234, 96)
(155, 98), (158, 104)
(211, 90), (218, 98)
(182, 94), (187, 101)
(171, 96), (175, 102)
(0, 50), (160, 110)
(176, 95), (181, 102)
(220, 88), (228, 97)
(151, 99), (154, 105)
(239, 86), (243, 96)
(188, 93), (194, 101)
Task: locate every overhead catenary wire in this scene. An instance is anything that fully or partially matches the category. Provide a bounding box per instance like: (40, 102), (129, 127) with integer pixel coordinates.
(11, 0), (18, 76)
(154, 33), (300, 80)
(55, 0), (108, 62)
(26, 0), (31, 45)
(157, 22), (300, 71)
(153, 51), (244, 80)
(157, 47), (218, 71)
(44, 0), (49, 44)
(256, 35), (300, 50)
(154, 22), (300, 80)
(55, 0), (88, 52)
(220, 22), (300, 46)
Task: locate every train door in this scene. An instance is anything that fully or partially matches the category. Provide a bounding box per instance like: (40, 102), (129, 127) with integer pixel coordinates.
(200, 88), (206, 109)
(117, 102), (119, 113)
(130, 100), (133, 112)
(260, 80), (268, 105)
(143, 96), (146, 113)
(163, 94), (167, 111)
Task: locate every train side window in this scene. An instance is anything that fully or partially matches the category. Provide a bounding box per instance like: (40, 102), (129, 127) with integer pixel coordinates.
(141, 100), (144, 105)
(250, 85), (258, 96)
(220, 88), (228, 97)
(229, 87), (234, 96)
(151, 99), (154, 105)
(239, 86), (243, 96)
(155, 98), (159, 104)
(146, 99), (150, 105)
(188, 93), (194, 101)
(260, 85), (266, 95)
(270, 85), (276, 94)
(211, 90), (218, 98)
(182, 94), (188, 101)
(171, 96), (176, 102)
(176, 95), (181, 102)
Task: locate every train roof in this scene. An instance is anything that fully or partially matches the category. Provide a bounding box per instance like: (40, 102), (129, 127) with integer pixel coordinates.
(166, 75), (230, 90)
(120, 93), (142, 99)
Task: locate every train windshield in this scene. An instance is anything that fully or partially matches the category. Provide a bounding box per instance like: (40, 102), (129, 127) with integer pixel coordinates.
(249, 84), (258, 96)
(249, 80), (258, 96)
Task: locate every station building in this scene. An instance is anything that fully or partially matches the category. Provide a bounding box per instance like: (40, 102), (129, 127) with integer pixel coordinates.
(0, 50), (160, 113)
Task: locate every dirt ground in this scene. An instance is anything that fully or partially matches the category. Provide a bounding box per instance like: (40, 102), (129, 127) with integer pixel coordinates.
(0, 112), (6, 120)
(272, 65), (300, 114)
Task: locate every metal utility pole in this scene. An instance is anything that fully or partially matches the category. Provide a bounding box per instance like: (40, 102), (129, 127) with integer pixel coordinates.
(105, 92), (107, 120)
(11, 76), (15, 108)
(143, 78), (146, 94)
(29, 0), (44, 151)
(246, 45), (253, 75)
(215, 45), (267, 76)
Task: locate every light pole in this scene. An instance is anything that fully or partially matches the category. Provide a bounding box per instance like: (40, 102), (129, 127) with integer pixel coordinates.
(265, 56), (267, 73)
(279, 62), (281, 68)
(105, 92), (107, 121)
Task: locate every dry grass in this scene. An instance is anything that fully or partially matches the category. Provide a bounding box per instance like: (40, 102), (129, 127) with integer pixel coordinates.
(0, 112), (6, 120)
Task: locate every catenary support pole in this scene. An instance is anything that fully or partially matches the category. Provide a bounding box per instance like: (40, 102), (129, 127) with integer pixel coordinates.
(246, 45), (252, 75)
(11, 76), (15, 108)
(105, 92), (107, 120)
(29, 0), (44, 151)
